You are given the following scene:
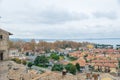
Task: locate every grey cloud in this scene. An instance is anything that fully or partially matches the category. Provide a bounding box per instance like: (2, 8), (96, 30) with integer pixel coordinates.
(1, 0), (120, 39)
(36, 9), (89, 24)
(1, 7), (89, 24)
(93, 12), (117, 19)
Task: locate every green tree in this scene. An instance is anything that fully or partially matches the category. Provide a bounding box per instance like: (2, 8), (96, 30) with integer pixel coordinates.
(50, 53), (59, 60)
(119, 60), (120, 69)
(52, 64), (63, 71)
(75, 63), (80, 71)
(26, 52), (29, 56)
(84, 54), (88, 57)
(34, 55), (49, 67)
(65, 63), (76, 75)
(68, 56), (78, 61)
(27, 62), (33, 69)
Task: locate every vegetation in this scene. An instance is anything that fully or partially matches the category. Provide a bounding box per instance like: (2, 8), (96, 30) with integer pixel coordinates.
(75, 63), (80, 72)
(22, 60), (27, 65)
(83, 54), (88, 62)
(68, 56), (78, 61)
(50, 53), (60, 60)
(26, 52), (29, 56)
(12, 58), (27, 65)
(87, 44), (94, 49)
(11, 58), (21, 64)
(65, 63), (77, 75)
(27, 62), (33, 69)
(119, 60), (120, 69)
(34, 55), (49, 67)
(9, 40), (93, 52)
(84, 54), (88, 57)
(52, 64), (64, 71)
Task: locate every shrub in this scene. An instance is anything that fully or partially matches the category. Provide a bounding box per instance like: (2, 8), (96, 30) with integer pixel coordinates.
(11, 58), (21, 64)
(76, 63), (80, 71)
(50, 53), (60, 60)
(27, 62), (33, 68)
(52, 64), (63, 71)
(34, 55), (49, 67)
(65, 63), (76, 75)
(22, 60), (27, 65)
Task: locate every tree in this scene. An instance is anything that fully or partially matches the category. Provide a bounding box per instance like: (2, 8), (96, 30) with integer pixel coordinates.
(119, 60), (120, 69)
(52, 64), (63, 71)
(22, 60), (27, 65)
(30, 39), (36, 50)
(26, 52), (29, 56)
(34, 55), (49, 67)
(27, 62), (33, 69)
(50, 53), (59, 60)
(84, 54), (88, 62)
(76, 63), (80, 71)
(84, 54), (88, 58)
(87, 44), (94, 49)
(65, 63), (76, 75)
(68, 56), (78, 61)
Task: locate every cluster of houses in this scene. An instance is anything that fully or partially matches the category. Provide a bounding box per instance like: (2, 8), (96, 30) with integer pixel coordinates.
(8, 47), (74, 60)
(0, 28), (120, 76)
(68, 48), (120, 74)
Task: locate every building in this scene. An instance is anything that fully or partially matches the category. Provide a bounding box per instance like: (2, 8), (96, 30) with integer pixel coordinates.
(9, 48), (19, 58)
(91, 60), (118, 73)
(0, 28), (12, 60)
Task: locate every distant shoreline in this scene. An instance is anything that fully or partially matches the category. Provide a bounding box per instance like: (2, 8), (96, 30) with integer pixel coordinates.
(10, 38), (120, 46)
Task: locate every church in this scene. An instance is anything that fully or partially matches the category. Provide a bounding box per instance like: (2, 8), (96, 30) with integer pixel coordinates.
(0, 28), (12, 60)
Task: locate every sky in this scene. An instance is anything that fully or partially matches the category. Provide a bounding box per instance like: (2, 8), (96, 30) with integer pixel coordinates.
(0, 0), (120, 39)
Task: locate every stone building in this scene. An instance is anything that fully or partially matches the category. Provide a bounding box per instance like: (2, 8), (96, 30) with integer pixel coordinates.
(0, 28), (12, 60)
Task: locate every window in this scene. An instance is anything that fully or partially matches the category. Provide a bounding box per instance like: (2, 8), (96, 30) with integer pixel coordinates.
(0, 35), (3, 40)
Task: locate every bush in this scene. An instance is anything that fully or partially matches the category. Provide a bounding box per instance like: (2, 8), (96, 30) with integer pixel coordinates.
(50, 53), (60, 60)
(34, 55), (49, 67)
(52, 64), (63, 71)
(76, 63), (80, 71)
(119, 61), (120, 69)
(65, 63), (76, 75)
(27, 62), (33, 68)
(68, 56), (78, 61)
(11, 58), (21, 64)
(22, 60), (27, 65)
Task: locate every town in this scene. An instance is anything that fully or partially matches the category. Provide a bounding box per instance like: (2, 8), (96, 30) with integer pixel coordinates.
(1, 0), (120, 79)
(0, 28), (120, 80)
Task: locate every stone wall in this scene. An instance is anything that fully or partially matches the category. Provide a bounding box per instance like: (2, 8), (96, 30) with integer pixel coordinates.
(0, 29), (10, 60)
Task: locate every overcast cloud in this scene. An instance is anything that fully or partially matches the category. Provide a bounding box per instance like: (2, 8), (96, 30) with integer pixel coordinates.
(0, 0), (120, 39)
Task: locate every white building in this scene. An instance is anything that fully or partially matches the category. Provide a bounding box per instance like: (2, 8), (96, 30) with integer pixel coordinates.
(9, 48), (19, 57)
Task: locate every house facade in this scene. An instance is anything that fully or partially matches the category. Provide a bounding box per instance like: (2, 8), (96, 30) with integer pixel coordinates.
(0, 28), (12, 60)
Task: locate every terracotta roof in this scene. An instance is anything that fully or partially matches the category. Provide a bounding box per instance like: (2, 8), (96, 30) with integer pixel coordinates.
(92, 60), (118, 63)
(94, 63), (117, 68)
(72, 59), (86, 66)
